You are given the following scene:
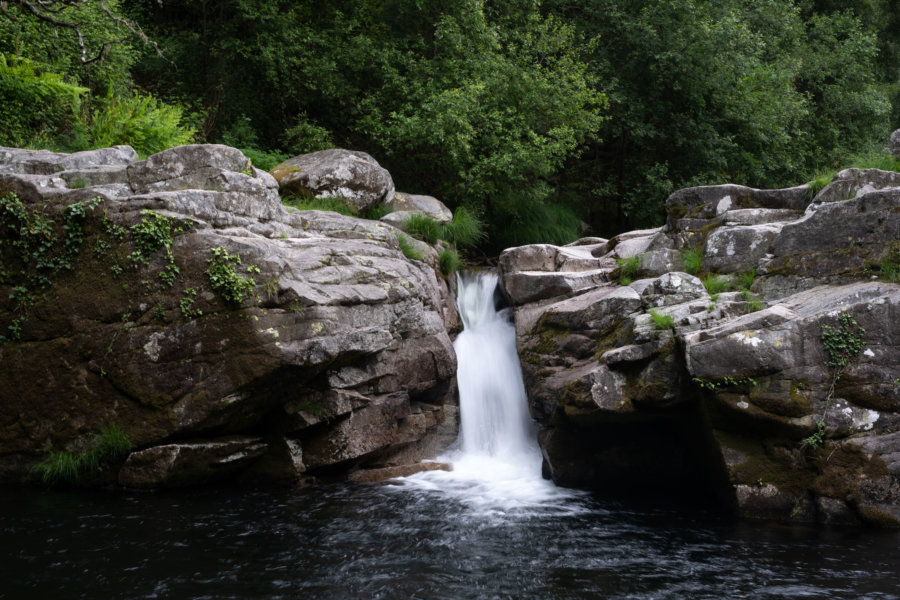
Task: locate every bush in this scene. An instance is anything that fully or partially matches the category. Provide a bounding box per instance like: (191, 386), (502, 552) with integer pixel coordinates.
(70, 90), (196, 157)
(439, 247), (461, 275)
(239, 147), (291, 172)
(441, 207), (485, 248)
(0, 54), (86, 148)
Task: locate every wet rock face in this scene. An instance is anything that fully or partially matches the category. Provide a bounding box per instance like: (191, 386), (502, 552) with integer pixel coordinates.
(0, 144), (458, 488)
(500, 156), (900, 527)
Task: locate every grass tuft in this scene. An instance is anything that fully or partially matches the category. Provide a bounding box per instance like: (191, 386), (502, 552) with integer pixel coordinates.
(702, 274), (729, 295)
(441, 207), (485, 248)
(403, 213), (442, 244)
(31, 425), (133, 487)
(681, 247), (703, 275)
(439, 247), (461, 275)
(397, 233), (424, 260)
(649, 308), (675, 330)
(616, 255), (642, 281)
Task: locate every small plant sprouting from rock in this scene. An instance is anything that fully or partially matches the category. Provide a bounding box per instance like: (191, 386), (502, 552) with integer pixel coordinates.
(403, 213), (442, 245)
(180, 287), (202, 318)
(617, 255), (642, 285)
(649, 308), (674, 330)
(702, 274), (729, 296)
(31, 425), (133, 487)
(205, 246), (259, 304)
(804, 312), (866, 449)
(681, 247), (703, 275)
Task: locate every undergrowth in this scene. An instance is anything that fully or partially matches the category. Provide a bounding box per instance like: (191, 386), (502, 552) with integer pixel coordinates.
(31, 425), (133, 487)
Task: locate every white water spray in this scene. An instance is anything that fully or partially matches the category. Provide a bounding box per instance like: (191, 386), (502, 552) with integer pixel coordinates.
(402, 271), (580, 515)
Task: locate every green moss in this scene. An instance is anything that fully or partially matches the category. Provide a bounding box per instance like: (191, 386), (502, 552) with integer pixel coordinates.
(530, 321), (570, 354)
(812, 443), (889, 499)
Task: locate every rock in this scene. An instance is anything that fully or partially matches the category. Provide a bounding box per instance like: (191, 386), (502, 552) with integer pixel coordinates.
(383, 192), (452, 223)
(270, 149), (395, 212)
(503, 173), (900, 527)
(812, 168), (900, 204)
(703, 224), (783, 274)
(118, 437), (268, 488)
(347, 461), (452, 483)
(890, 129), (900, 156)
(641, 272), (708, 308)
(0, 144), (458, 489)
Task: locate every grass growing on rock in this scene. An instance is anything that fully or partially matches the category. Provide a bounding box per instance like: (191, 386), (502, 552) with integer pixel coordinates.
(403, 213), (443, 244)
(441, 207), (485, 248)
(31, 425), (133, 487)
(397, 233), (424, 260)
(439, 247), (461, 275)
(616, 255), (642, 285)
(282, 194), (356, 216)
(649, 309), (674, 330)
(681, 247), (703, 275)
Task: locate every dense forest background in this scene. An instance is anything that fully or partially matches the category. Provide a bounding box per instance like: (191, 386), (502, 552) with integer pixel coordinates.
(1, 0), (898, 250)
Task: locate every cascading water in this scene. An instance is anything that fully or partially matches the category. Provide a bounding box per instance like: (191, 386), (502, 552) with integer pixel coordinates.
(403, 271), (578, 514)
(454, 271), (534, 458)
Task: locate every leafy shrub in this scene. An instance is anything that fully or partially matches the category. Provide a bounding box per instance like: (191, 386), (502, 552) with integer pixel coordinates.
(397, 233), (424, 260)
(69, 90), (195, 157)
(206, 246), (258, 304)
(403, 213), (442, 244)
(439, 247), (461, 275)
(0, 54), (87, 148)
(441, 207), (485, 248)
(681, 247), (703, 275)
(239, 147), (291, 172)
(649, 309), (674, 330)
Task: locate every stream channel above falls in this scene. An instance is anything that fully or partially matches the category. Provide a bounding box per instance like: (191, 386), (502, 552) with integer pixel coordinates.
(2, 272), (900, 599)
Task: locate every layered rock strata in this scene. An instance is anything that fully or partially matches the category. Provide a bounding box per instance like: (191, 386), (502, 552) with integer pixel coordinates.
(0, 144), (458, 488)
(501, 169), (900, 526)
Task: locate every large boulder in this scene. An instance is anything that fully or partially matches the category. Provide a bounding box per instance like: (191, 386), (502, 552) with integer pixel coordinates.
(501, 171), (900, 527)
(381, 192), (453, 226)
(270, 149), (395, 212)
(0, 144), (458, 488)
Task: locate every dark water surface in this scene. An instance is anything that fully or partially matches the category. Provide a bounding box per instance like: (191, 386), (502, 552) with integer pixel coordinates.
(2, 482), (899, 599)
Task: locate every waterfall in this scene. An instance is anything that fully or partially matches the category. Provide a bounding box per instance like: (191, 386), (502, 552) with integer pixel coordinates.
(402, 271), (580, 515)
(454, 271), (535, 458)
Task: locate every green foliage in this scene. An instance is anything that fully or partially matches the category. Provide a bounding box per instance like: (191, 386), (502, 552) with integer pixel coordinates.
(821, 312), (865, 370)
(0, 193), (101, 343)
(238, 147), (291, 172)
(737, 270), (757, 291)
(205, 246), (258, 304)
(31, 425), (133, 487)
(878, 245), (900, 283)
(702, 274), (730, 296)
(805, 170), (836, 201)
(360, 203), (393, 221)
(438, 247), (461, 276)
(802, 421), (827, 449)
(70, 90), (195, 157)
(681, 247), (703, 275)
(441, 207), (485, 249)
(403, 213), (442, 245)
(180, 287), (202, 319)
(282, 195), (356, 216)
(616, 255), (642, 281)
(396, 234), (423, 261)
(649, 309), (674, 330)
(0, 54), (87, 148)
